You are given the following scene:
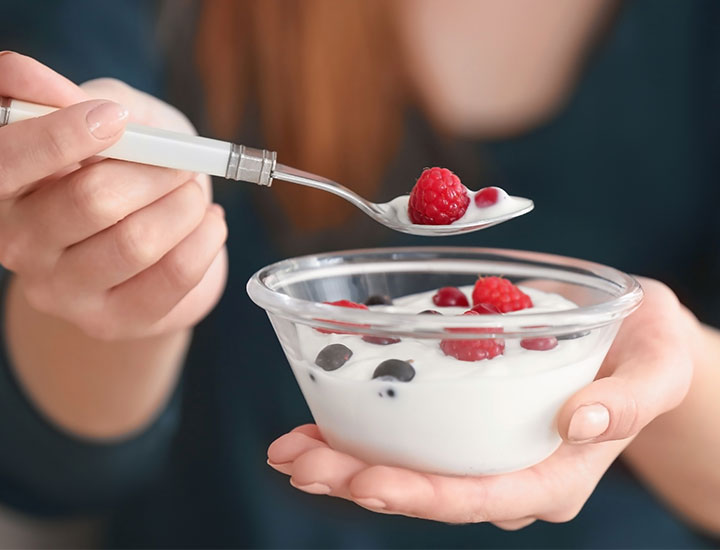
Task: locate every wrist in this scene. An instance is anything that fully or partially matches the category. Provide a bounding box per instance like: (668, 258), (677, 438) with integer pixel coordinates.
(4, 274), (191, 439)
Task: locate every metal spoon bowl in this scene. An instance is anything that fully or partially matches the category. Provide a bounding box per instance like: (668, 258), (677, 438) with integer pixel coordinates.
(272, 164), (534, 236)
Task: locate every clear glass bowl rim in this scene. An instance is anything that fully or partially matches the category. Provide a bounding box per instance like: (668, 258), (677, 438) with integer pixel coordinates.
(246, 247), (643, 338)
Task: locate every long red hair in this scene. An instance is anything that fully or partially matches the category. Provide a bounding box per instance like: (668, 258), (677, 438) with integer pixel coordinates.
(196, 0), (408, 230)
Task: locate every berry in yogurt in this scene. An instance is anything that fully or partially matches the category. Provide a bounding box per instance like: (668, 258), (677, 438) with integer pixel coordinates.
(316, 300), (368, 334)
(363, 335), (402, 345)
(521, 336), (559, 351)
(472, 276), (533, 313)
(440, 310), (505, 361)
(432, 286), (470, 308)
(315, 343), (353, 371)
(372, 359), (416, 382)
(364, 294), (393, 306)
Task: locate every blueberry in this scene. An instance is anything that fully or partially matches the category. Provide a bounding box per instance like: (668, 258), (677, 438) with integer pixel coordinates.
(365, 294), (393, 306)
(362, 335), (401, 345)
(315, 344), (353, 371)
(372, 359), (415, 382)
(419, 309), (442, 315)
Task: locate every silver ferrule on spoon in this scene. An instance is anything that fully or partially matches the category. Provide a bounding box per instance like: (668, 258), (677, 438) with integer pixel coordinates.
(0, 97), (11, 127)
(0, 96), (277, 187)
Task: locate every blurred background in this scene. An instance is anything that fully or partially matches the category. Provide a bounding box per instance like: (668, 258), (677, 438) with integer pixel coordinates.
(0, 0), (719, 548)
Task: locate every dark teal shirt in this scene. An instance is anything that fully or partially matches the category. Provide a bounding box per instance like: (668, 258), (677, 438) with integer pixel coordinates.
(0, 0), (718, 548)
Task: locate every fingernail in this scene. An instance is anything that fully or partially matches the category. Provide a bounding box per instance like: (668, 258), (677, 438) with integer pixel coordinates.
(86, 101), (128, 139)
(0, 51), (13, 57)
(356, 497), (387, 510)
(289, 479), (331, 495)
(568, 403), (610, 443)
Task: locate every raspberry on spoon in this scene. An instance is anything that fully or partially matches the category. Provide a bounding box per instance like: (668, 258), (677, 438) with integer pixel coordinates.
(408, 167), (470, 225)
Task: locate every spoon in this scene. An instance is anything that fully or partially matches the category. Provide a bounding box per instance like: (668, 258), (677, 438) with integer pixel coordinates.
(1, 97), (533, 236)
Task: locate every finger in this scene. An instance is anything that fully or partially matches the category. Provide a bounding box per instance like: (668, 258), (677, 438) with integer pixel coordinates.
(0, 51), (86, 106)
(78, 77), (213, 202)
(268, 426), (325, 476)
(492, 517), (537, 531)
(102, 204), (227, 331)
(81, 78), (197, 134)
(290, 447), (367, 498)
(346, 442), (623, 523)
(290, 424), (324, 441)
(0, 99), (128, 198)
(15, 160), (193, 248)
(56, 180), (207, 290)
(559, 281), (693, 444)
(267, 431), (329, 467)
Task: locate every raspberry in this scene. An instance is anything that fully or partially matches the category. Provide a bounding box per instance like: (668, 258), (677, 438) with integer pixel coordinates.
(439, 310), (505, 361)
(470, 302), (501, 314)
(432, 286), (470, 308)
(408, 167), (470, 225)
(316, 300), (368, 334)
(471, 276), (533, 313)
(520, 337), (558, 351)
(474, 187), (500, 207)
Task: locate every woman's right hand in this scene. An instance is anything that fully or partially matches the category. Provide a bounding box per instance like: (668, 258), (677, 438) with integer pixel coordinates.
(0, 52), (228, 341)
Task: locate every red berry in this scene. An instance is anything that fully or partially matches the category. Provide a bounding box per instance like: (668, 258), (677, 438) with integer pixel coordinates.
(432, 287), (470, 308)
(471, 276), (533, 313)
(362, 335), (401, 345)
(316, 300), (368, 334)
(474, 187), (500, 207)
(520, 337), (558, 351)
(325, 300), (368, 310)
(439, 310), (505, 361)
(408, 167), (470, 225)
(470, 302), (501, 314)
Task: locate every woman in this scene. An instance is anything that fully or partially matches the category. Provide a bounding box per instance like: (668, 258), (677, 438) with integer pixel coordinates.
(0, 0), (718, 547)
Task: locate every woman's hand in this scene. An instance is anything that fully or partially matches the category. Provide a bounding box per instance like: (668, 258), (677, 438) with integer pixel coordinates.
(267, 278), (695, 527)
(0, 52), (228, 340)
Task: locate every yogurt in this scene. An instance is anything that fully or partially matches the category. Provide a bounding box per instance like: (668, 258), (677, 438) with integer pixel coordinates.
(276, 286), (617, 476)
(389, 186), (531, 228)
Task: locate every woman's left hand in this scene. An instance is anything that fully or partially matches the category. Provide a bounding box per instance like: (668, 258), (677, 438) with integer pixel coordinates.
(267, 278), (695, 528)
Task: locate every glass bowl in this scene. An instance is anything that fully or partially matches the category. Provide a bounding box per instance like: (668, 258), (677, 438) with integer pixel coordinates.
(247, 247), (642, 476)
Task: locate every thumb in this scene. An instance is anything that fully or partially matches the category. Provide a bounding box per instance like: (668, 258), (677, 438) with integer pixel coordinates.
(558, 280), (694, 444)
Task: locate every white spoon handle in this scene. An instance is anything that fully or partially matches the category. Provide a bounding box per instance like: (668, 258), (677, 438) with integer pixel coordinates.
(0, 97), (276, 185)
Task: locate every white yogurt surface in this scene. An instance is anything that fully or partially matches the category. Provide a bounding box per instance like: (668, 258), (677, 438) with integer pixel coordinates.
(297, 286), (580, 381)
(276, 285), (618, 475)
(389, 186), (530, 227)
